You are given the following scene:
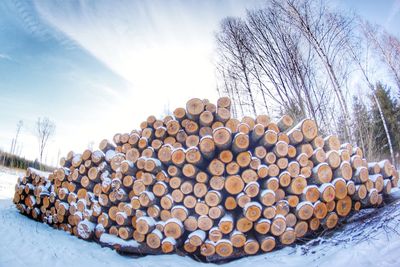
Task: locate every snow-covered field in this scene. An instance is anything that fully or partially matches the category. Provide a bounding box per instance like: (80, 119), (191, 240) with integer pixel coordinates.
(1, 167), (400, 267)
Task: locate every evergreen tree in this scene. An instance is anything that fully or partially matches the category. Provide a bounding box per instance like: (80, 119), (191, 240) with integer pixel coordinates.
(336, 114), (348, 144)
(352, 96), (375, 160)
(371, 83), (400, 164)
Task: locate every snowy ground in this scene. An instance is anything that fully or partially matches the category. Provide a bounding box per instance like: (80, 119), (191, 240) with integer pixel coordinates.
(1, 167), (400, 267)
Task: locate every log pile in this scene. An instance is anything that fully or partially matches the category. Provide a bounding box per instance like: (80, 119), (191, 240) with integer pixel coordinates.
(13, 97), (399, 262)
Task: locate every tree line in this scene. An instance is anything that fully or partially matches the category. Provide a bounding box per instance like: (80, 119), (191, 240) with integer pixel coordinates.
(0, 149), (54, 172)
(1, 117), (56, 171)
(215, 0), (400, 166)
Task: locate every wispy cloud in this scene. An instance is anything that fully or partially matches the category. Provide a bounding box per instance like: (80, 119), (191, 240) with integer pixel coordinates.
(385, 0), (400, 26)
(1, 0), (264, 164)
(33, 1), (260, 111)
(0, 53), (12, 61)
(0, 0), (264, 165)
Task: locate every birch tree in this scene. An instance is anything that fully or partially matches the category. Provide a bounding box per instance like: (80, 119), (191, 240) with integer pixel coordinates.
(216, 17), (258, 116)
(282, 0), (354, 141)
(362, 22), (400, 94)
(215, 0), (351, 132)
(10, 120), (23, 155)
(36, 117), (55, 167)
(347, 20), (396, 164)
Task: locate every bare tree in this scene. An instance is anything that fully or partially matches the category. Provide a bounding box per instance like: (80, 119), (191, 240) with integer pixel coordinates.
(9, 120), (23, 167)
(36, 117), (55, 167)
(214, 0), (400, 161)
(245, 6), (326, 123)
(10, 120), (23, 155)
(346, 20), (395, 164)
(216, 17), (258, 116)
(246, 7), (306, 119)
(57, 149), (62, 167)
(282, 0), (355, 141)
(215, 0), (349, 132)
(362, 21), (400, 94)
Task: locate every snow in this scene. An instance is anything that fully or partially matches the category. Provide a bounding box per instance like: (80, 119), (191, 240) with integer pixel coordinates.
(155, 181), (168, 189)
(199, 135), (213, 142)
(102, 177), (112, 187)
(216, 238), (232, 246)
(187, 146), (200, 153)
(369, 174), (383, 182)
(101, 171), (111, 181)
(156, 221), (166, 229)
(165, 217), (183, 228)
(151, 229), (163, 239)
(77, 219), (96, 239)
(296, 201), (313, 210)
(220, 213), (234, 223)
(256, 218), (271, 224)
(148, 158), (162, 167)
(332, 177), (346, 184)
(142, 191), (155, 201)
(105, 150), (117, 162)
(2, 167), (400, 267)
(100, 233), (140, 248)
(137, 216), (156, 227)
(116, 211), (128, 220)
(378, 160), (389, 168)
(319, 182), (334, 192)
(0, 167), (22, 199)
(162, 237), (176, 246)
(260, 189), (275, 198)
(27, 167), (50, 178)
(171, 147), (185, 154)
(189, 230), (206, 240)
(59, 187), (69, 196)
(171, 205), (188, 215)
(244, 201), (263, 211)
(59, 202), (69, 210)
(244, 182), (260, 191)
(213, 126), (232, 134)
(72, 154), (82, 166)
(312, 162), (329, 173)
(274, 214), (286, 221)
(92, 150), (105, 160)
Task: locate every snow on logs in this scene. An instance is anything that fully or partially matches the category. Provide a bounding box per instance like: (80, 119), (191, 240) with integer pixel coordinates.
(13, 97), (399, 262)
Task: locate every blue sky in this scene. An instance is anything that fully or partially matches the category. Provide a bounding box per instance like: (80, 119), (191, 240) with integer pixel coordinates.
(0, 0), (399, 166)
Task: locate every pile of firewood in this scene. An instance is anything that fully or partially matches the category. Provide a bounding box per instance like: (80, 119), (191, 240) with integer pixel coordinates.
(13, 97), (399, 261)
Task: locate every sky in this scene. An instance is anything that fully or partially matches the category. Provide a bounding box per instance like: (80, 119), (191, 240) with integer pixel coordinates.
(0, 0), (399, 166)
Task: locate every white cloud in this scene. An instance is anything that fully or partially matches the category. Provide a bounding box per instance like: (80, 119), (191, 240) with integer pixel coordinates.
(0, 54), (11, 61)
(32, 1), (259, 111)
(22, 1), (262, 165)
(0, 0), (266, 164)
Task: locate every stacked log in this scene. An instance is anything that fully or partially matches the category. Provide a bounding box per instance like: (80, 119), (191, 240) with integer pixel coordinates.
(13, 97), (399, 262)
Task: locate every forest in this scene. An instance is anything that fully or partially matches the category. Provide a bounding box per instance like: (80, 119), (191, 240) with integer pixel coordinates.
(215, 0), (400, 167)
